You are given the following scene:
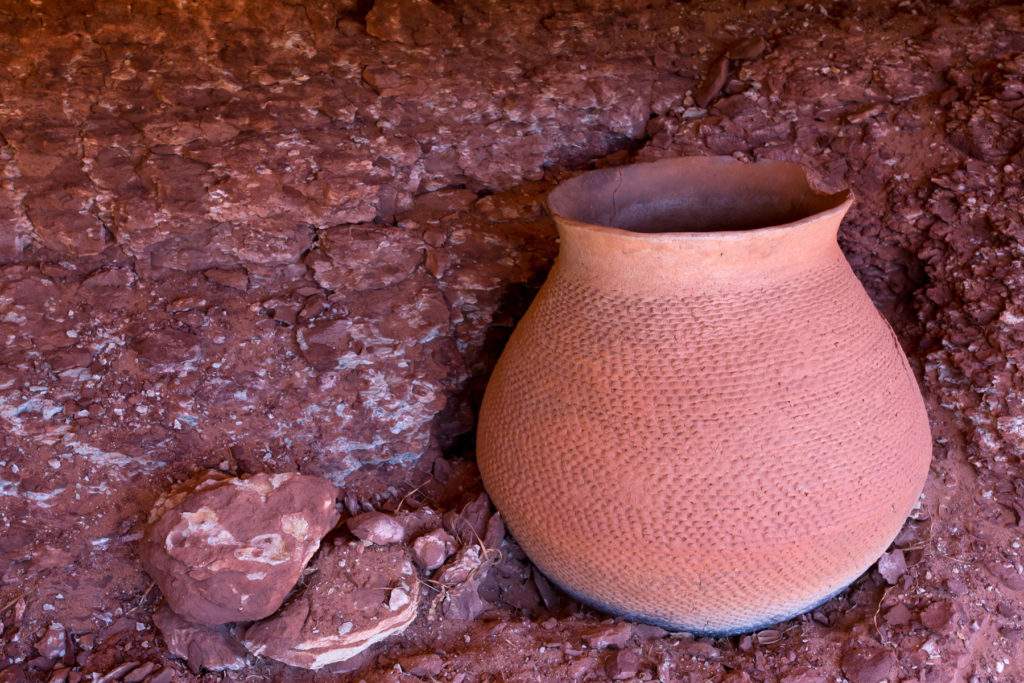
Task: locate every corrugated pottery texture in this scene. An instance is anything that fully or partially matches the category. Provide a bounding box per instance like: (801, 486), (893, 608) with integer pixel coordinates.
(478, 158), (933, 635)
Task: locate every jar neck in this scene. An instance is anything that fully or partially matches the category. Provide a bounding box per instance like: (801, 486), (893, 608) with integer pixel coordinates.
(551, 199), (852, 296)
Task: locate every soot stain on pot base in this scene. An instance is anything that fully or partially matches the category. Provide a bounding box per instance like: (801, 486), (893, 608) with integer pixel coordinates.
(554, 579), (856, 637)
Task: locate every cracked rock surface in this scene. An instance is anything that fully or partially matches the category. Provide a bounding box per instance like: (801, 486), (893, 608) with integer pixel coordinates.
(2, 0), (1024, 681)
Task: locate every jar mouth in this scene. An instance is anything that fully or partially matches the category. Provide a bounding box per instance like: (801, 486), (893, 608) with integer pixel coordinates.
(547, 156), (852, 235)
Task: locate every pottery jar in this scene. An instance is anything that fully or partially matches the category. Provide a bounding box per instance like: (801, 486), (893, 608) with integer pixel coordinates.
(476, 156), (932, 634)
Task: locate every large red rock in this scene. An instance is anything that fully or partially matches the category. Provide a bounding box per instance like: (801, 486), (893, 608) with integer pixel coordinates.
(140, 470), (339, 625)
(242, 539), (420, 670)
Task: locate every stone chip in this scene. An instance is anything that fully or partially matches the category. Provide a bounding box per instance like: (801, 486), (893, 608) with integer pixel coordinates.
(347, 511), (406, 545)
(411, 528), (456, 572)
(152, 605), (248, 673)
(582, 621), (632, 650)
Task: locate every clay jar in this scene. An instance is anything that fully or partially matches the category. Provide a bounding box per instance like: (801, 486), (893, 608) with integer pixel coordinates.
(477, 156), (932, 634)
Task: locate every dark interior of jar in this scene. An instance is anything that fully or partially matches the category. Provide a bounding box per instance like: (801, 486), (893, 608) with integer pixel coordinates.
(547, 157), (851, 233)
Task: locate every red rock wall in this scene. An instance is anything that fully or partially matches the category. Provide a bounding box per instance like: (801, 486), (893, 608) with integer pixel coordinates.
(2, 0), (1024, 680)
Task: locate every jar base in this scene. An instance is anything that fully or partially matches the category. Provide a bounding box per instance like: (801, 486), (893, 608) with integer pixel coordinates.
(544, 571), (855, 636)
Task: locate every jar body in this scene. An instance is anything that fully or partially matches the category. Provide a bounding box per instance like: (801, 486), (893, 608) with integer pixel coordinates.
(476, 157), (932, 634)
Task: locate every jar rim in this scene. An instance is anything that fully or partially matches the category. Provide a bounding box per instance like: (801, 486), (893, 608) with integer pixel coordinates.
(547, 156), (852, 240)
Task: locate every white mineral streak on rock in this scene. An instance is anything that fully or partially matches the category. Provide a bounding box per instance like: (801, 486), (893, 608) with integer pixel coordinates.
(0, 479), (67, 508)
(233, 533), (290, 564)
(281, 513), (311, 540)
(165, 508), (232, 551)
(388, 588), (411, 611)
(268, 472), (292, 488)
(176, 508), (238, 548)
(277, 596), (419, 670)
(67, 441), (165, 470)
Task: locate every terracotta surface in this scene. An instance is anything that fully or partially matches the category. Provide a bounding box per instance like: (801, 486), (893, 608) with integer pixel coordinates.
(478, 157), (933, 634)
(1, 0), (1024, 680)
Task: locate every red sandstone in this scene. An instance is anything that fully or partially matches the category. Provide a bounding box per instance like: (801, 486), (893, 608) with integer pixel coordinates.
(0, 0), (1023, 680)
